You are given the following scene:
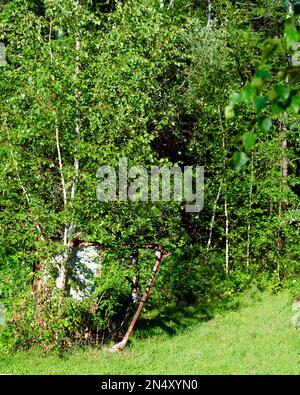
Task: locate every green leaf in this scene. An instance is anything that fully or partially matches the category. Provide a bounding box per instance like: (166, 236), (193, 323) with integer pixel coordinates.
(274, 84), (291, 103)
(257, 117), (272, 133)
(242, 132), (256, 153)
(243, 85), (256, 106)
(230, 92), (242, 105)
(271, 103), (285, 115)
(255, 70), (272, 80)
(233, 151), (249, 170)
(285, 23), (299, 47)
(288, 95), (300, 113)
(225, 104), (235, 119)
(262, 39), (279, 59)
(254, 96), (267, 113)
(250, 77), (264, 89)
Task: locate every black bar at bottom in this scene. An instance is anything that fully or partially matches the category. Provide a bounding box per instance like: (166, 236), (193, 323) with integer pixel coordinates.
(0, 374), (297, 393)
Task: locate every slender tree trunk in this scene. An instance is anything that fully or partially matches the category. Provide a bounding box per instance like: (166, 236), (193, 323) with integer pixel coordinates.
(246, 151), (254, 269)
(130, 250), (141, 303)
(281, 123), (288, 185)
(50, 21), (68, 249)
(287, 0), (293, 15)
(207, 0), (212, 26)
(206, 179), (222, 253)
(66, 17), (81, 243)
(70, 8), (81, 204)
(55, 124), (68, 211)
(48, 14), (69, 291)
(219, 106), (229, 275)
(55, 119), (69, 290)
(225, 196), (229, 275)
(276, 118), (288, 280)
(55, 0), (81, 291)
(278, 122), (287, 217)
(276, 70), (288, 279)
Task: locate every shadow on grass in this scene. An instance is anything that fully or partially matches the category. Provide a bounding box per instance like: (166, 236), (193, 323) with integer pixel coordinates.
(132, 295), (243, 341)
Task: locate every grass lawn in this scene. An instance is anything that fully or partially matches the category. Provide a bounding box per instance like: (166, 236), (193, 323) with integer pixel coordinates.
(1, 290), (300, 374)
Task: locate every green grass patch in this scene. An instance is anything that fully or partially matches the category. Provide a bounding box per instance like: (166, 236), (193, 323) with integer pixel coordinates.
(1, 290), (300, 374)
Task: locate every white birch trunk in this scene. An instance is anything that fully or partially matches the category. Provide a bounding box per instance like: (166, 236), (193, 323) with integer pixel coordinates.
(277, 118), (288, 280)
(56, 0), (81, 290)
(70, 15), (81, 204)
(207, 0), (212, 26)
(206, 179), (222, 253)
(220, 110), (229, 275)
(55, 118), (69, 290)
(225, 196), (229, 275)
(168, 0), (174, 8)
(246, 152), (254, 268)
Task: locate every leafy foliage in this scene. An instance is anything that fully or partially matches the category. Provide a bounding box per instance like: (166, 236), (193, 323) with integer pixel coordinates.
(0, 0), (299, 350)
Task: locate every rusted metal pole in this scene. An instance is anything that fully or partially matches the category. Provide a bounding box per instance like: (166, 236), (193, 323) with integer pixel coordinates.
(109, 249), (164, 353)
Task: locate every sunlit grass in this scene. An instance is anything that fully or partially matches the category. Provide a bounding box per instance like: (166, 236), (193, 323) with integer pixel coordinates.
(1, 290), (300, 374)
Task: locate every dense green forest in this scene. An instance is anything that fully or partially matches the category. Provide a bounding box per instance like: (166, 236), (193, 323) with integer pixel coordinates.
(0, 0), (299, 353)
